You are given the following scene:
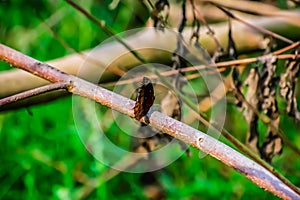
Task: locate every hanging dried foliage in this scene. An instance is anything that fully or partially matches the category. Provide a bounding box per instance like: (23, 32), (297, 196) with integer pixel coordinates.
(243, 68), (260, 153)
(151, 0), (170, 30)
(239, 56), (283, 163)
(279, 49), (300, 122)
(258, 57), (282, 163)
(228, 28), (285, 162)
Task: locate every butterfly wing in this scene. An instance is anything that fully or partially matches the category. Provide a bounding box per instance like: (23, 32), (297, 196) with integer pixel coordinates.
(134, 77), (155, 120)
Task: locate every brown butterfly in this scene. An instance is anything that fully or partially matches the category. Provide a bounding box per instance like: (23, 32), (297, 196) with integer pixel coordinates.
(133, 77), (155, 121)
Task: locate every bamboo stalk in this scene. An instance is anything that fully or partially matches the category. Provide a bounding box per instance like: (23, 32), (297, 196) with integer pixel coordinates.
(1, 13), (300, 102)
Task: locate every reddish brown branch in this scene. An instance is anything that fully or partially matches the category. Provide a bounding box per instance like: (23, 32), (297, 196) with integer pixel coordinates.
(103, 46), (300, 88)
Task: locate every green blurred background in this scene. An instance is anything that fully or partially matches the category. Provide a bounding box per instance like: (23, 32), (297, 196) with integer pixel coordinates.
(0, 0), (299, 199)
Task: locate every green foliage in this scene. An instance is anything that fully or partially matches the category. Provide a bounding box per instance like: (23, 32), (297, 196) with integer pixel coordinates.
(0, 1), (299, 199)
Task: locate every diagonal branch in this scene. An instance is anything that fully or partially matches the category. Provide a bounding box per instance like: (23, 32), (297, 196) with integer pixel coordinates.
(0, 43), (299, 199)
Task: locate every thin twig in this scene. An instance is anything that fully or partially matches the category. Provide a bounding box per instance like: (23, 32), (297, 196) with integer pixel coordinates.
(202, 0), (290, 18)
(0, 43), (299, 199)
(102, 48), (300, 88)
(212, 4), (293, 44)
(0, 82), (70, 106)
(65, 0), (146, 63)
(146, 0), (155, 9)
(191, 1), (224, 53)
(41, 19), (125, 76)
(273, 41), (300, 55)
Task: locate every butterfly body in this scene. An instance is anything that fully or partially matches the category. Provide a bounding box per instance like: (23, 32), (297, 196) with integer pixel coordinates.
(134, 77), (155, 121)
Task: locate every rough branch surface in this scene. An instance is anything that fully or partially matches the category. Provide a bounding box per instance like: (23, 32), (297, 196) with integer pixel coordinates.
(0, 43), (299, 199)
